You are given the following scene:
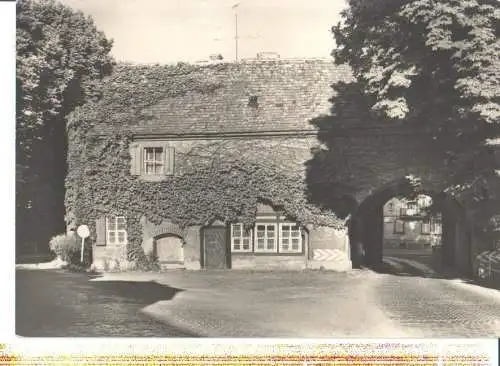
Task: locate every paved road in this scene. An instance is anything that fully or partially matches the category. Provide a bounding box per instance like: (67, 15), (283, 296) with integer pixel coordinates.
(376, 250), (500, 337)
(373, 272), (500, 337)
(16, 255), (500, 337)
(16, 269), (196, 337)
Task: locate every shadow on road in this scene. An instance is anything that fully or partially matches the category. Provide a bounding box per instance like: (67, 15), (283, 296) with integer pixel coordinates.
(367, 256), (500, 291)
(16, 269), (198, 337)
(89, 278), (184, 305)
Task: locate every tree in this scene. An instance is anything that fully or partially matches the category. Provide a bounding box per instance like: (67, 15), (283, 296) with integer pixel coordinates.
(332, 0), (500, 184)
(16, 0), (114, 255)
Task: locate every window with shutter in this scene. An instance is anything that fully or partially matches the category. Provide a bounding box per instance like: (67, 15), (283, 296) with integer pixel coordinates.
(95, 217), (107, 246)
(132, 141), (175, 179)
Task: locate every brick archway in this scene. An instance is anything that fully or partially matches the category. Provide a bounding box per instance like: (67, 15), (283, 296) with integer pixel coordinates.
(150, 221), (186, 266)
(151, 221), (185, 239)
(348, 178), (470, 273)
(154, 233), (184, 264)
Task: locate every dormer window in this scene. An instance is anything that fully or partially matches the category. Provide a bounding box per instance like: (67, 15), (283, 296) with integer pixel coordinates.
(248, 95), (259, 108)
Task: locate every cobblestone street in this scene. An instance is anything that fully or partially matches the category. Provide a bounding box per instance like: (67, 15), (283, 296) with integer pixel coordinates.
(16, 255), (500, 337)
(373, 273), (500, 337)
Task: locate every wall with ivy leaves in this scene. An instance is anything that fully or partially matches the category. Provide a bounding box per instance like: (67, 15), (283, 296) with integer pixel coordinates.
(66, 60), (351, 265)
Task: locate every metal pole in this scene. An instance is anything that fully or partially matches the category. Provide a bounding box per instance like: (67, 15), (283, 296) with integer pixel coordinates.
(235, 13), (239, 61)
(80, 237), (85, 263)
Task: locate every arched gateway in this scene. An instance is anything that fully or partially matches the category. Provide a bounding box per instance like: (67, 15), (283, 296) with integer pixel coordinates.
(347, 178), (472, 275)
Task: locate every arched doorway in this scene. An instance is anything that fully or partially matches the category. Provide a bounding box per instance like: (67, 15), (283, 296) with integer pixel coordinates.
(154, 234), (184, 265)
(348, 179), (471, 275)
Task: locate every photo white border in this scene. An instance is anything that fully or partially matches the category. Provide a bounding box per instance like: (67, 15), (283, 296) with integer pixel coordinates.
(2, 1), (498, 364)
(0, 0), (16, 344)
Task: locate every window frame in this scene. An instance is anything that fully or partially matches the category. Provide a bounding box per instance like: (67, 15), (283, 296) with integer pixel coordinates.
(143, 146), (165, 176)
(230, 223), (253, 253)
(421, 220), (431, 235)
(105, 216), (128, 246)
(400, 201), (417, 216)
(254, 223), (278, 253)
(135, 141), (175, 179)
(229, 221), (305, 255)
(394, 219), (405, 234)
(278, 222), (303, 253)
(431, 219), (442, 235)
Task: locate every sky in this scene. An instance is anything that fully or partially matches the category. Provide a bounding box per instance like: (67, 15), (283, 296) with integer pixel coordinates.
(59, 0), (347, 64)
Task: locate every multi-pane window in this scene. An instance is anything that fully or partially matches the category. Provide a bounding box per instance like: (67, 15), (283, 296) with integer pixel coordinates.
(254, 224), (278, 252)
(106, 216), (127, 245)
(394, 219), (405, 234)
(279, 223), (302, 253)
(143, 147), (164, 175)
(230, 222), (304, 254)
(400, 201), (418, 216)
(386, 202), (395, 215)
(421, 220), (431, 235)
(431, 220), (442, 235)
(230, 224), (252, 252)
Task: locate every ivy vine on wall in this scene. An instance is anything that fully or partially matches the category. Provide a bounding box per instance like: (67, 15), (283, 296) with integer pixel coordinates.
(66, 62), (343, 262)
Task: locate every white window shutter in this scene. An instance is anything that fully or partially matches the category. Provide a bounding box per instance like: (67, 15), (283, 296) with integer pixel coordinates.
(166, 145), (175, 175)
(129, 142), (141, 175)
(95, 217), (107, 246)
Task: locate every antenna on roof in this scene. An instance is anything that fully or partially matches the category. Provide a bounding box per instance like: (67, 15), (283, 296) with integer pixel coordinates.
(232, 3), (239, 61)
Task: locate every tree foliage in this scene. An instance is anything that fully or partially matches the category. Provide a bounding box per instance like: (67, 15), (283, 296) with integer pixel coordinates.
(16, 0), (114, 156)
(16, 0), (114, 253)
(328, 0), (500, 210)
(332, 0), (500, 145)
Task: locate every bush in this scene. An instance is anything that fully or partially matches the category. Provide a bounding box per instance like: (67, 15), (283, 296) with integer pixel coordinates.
(49, 233), (92, 267)
(134, 249), (160, 271)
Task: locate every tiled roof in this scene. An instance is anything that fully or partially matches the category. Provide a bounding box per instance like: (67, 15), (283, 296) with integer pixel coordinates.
(93, 59), (353, 136)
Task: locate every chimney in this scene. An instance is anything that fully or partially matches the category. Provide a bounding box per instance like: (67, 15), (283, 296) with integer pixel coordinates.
(256, 52), (280, 60)
(209, 54), (224, 61)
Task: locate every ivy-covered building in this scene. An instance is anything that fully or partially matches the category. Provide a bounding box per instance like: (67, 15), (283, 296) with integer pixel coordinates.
(66, 58), (354, 271)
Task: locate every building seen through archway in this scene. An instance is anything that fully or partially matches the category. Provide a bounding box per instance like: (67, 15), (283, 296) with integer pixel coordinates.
(348, 178), (472, 276)
(383, 195), (442, 252)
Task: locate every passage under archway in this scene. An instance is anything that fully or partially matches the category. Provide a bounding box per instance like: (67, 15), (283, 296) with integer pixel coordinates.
(348, 179), (470, 274)
(383, 195), (442, 251)
(154, 234), (184, 264)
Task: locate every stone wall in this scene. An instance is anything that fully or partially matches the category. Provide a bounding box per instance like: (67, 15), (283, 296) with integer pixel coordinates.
(231, 255), (307, 270)
(92, 244), (131, 271)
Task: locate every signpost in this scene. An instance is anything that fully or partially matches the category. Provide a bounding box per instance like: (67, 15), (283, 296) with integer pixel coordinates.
(77, 225), (90, 264)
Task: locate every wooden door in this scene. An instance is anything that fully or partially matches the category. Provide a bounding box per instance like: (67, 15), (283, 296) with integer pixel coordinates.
(203, 227), (228, 269)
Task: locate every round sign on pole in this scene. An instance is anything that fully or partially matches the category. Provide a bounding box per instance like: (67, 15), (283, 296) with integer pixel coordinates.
(77, 225), (90, 239)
